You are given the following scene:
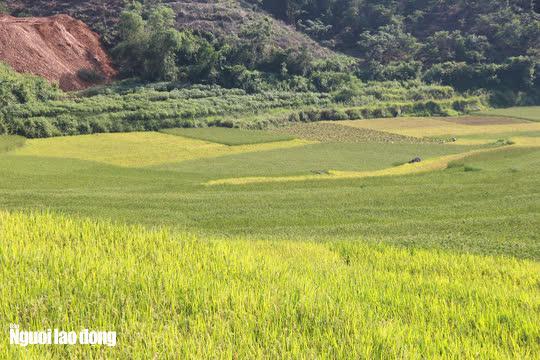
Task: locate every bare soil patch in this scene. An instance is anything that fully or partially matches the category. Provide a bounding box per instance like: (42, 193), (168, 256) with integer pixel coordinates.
(0, 14), (116, 91)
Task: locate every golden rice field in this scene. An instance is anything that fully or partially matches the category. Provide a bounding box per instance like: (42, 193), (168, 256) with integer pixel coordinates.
(1, 211), (539, 359)
(12, 132), (311, 167)
(335, 117), (540, 138)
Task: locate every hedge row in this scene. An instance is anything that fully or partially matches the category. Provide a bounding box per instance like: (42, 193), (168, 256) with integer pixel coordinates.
(237, 97), (484, 129)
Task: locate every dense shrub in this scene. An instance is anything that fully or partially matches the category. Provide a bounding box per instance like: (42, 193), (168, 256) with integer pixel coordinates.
(0, 77), (481, 138)
(113, 4), (220, 83)
(423, 57), (537, 93)
(0, 62), (60, 107)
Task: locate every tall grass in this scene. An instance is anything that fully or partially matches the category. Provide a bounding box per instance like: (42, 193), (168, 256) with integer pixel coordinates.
(1, 211), (539, 358)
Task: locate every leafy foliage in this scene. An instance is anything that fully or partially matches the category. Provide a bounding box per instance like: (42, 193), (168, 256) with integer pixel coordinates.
(249, 0), (540, 98)
(250, 0), (539, 62)
(112, 4), (220, 83)
(0, 78), (480, 138)
(0, 63), (60, 107)
(0, 63), (61, 134)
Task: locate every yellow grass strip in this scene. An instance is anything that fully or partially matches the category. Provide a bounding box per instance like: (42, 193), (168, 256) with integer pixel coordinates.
(510, 136), (540, 147)
(206, 143), (535, 186)
(12, 132), (313, 167)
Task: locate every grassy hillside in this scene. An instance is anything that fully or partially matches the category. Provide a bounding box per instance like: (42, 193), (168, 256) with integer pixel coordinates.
(0, 62), (60, 107)
(4, 0), (538, 107)
(1, 211), (539, 358)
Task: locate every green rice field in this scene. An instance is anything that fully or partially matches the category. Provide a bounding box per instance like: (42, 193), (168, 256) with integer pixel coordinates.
(476, 106), (540, 121)
(161, 127), (294, 145)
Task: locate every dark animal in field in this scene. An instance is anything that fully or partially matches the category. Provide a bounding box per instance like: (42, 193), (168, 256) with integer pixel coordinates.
(408, 157), (422, 164)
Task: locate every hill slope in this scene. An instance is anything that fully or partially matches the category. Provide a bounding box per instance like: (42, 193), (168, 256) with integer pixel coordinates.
(5, 0), (334, 58)
(0, 14), (116, 90)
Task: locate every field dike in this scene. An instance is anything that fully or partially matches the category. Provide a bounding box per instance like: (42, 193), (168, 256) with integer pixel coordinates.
(1, 211), (539, 358)
(207, 139), (539, 186)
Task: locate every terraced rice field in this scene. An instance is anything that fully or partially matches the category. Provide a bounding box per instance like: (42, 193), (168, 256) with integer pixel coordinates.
(336, 117), (540, 138)
(1, 108), (539, 358)
(12, 132), (310, 167)
(154, 141), (478, 178)
(161, 127), (294, 145)
(476, 106), (540, 121)
(2, 211), (539, 358)
(271, 122), (436, 143)
(206, 145), (509, 185)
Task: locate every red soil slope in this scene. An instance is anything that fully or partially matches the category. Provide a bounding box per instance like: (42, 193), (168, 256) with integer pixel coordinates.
(0, 14), (116, 91)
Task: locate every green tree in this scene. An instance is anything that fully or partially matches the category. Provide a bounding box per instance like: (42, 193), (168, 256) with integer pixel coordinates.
(297, 19), (332, 40)
(421, 31), (490, 65)
(143, 6), (182, 81)
(357, 23), (420, 65)
(112, 5), (148, 77)
(236, 18), (273, 69)
(113, 4), (219, 83)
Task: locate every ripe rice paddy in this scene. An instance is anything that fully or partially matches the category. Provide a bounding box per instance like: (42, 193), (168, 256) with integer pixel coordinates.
(12, 132), (310, 167)
(1, 211), (539, 358)
(336, 117), (540, 138)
